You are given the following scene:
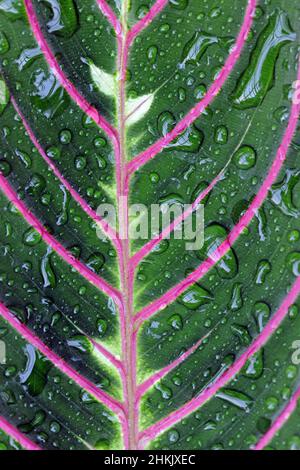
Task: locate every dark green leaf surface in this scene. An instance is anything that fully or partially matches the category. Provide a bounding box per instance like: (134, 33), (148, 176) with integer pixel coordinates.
(0, 0), (300, 451)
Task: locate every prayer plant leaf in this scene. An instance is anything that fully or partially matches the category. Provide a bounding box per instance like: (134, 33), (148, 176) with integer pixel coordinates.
(0, 0), (300, 451)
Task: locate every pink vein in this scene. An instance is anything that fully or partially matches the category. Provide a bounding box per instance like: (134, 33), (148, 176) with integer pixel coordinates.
(96, 0), (122, 37)
(136, 332), (211, 402)
(91, 338), (125, 380)
(254, 385), (300, 450)
(0, 173), (121, 304)
(24, 0), (118, 143)
(0, 302), (125, 420)
(127, 0), (169, 46)
(134, 65), (300, 328)
(139, 275), (300, 447)
(131, 173), (221, 268)
(11, 97), (121, 252)
(127, 0), (257, 176)
(0, 415), (41, 451)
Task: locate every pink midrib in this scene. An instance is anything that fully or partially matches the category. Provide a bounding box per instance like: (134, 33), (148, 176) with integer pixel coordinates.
(2, 0), (296, 453)
(17, 0), (172, 451)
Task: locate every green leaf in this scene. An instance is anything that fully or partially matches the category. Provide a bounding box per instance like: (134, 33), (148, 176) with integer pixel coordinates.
(0, 0), (300, 451)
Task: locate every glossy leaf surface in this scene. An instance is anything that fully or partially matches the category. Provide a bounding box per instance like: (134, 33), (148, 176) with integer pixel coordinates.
(0, 0), (300, 451)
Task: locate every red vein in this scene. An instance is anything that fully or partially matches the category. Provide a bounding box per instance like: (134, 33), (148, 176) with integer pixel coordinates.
(0, 415), (41, 451)
(24, 0), (118, 143)
(96, 0), (122, 37)
(127, 0), (257, 176)
(11, 97), (121, 252)
(134, 65), (300, 328)
(0, 302), (126, 421)
(0, 174), (121, 304)
(139, 275), (300, 447)
(127, 0), (169, 46)
(254, 385), (300, 450)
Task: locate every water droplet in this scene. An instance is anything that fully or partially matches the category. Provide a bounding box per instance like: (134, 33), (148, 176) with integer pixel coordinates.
(151, 239), (169, 254)
(97, 318), (108, 337)
(168, 314), (183, 331)
(147, 45), (158, 65)
(0, 31), (9, 54)
(59, 129), (72, 145)
(217, 249), (238, 279)
(232, 11), (295, 108)
(74, 155), (87, 170)
(0, 0), (25, 20)
(158, 111), (203, 153)
(18, 410), (46, 434)
(15, 149), (32, 168)
(30, 68), (69, 119)
(87, 253), (105, 274)
(26, 174), (46, 197)
(243, 351), (264, 379)
(214, 126), (228, 144)
(41, 247), (56, 288)
(16, 46), (41, 71)
(0, 79), (9, 115)
(179, 284), (213, 309)
(253, 302), (271, 332)
(256, 416), (271, 434)
(155, 382), (173, 400)
(95, 439), (110, 450)
(255, 260), (272, 285)
(168, 429), (180, 444)
(136, 5), (149, 20)
(181, 31), (219, 68)
(270, 169), (300, 217)
(231, 324), (251, 345)
(67, 335), (94, 354)
(19, 345), (51, 396)
(233, 145), (256, 169)
(23, 227), (42, 246)
(286, 252), (300, 276)
(0, 159), (11, 176)
(288, 436), (300, 450)
(170, 0), (189, 10)
(216, 388), (253, 412)
(230, 283), (243, 311)
(199, 224), (238, 278)
(44, 0), (79, 38)
(50, 421), (61, 434)
(46, 146), (61, 160)
(191, 181), (210, 206)
(265, 396), (279, 411)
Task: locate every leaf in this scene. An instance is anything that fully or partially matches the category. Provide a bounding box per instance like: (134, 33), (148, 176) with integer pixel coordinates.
(0, 0), (300, 452)
(89, 62), (116, 98)
(126, 93), (154, 126)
